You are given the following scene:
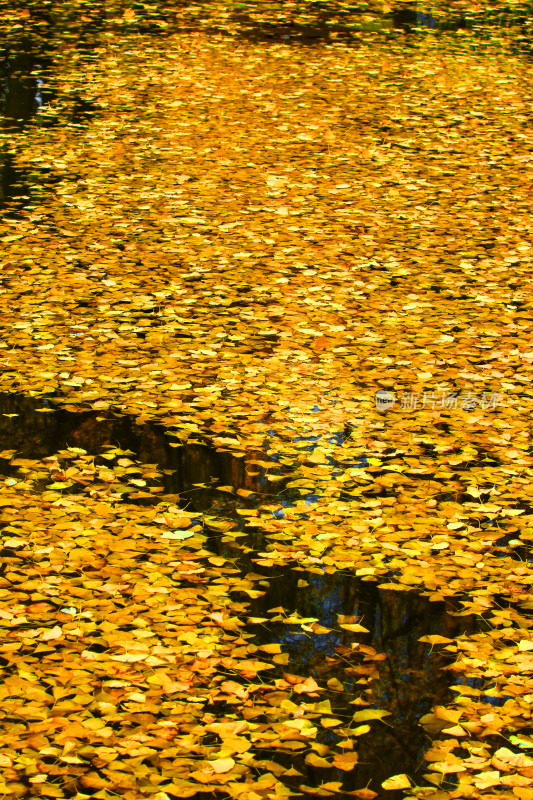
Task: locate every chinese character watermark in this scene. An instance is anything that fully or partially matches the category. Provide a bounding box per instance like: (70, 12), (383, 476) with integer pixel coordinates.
(375, 389), (501, 412)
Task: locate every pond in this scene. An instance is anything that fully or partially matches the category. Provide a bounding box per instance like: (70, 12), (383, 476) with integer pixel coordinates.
(1, 1), (532, 797)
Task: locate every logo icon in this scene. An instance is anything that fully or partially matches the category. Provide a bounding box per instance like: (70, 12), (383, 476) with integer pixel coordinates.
(375, 389), (396, 410)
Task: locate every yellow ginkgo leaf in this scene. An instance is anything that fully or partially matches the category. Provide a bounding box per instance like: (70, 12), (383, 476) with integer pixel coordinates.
(210, 757), (235, 774)
(381, 774), (412, 791)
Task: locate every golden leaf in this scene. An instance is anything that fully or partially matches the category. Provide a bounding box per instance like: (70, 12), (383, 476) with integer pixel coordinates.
(210, 757), (235, 774)
(381, 775), (411, 790)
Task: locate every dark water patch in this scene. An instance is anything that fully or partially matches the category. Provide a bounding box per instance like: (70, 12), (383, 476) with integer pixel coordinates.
(1, 47), (45, 131)
(189, 0), (533, 55)
(39, 0), (525, 53)
(391, 5), (470, 33)
(0, 39), (54, 213)
(0, 392), (280, 514)
(240, 565), (480, 799)
(0, 150), (31, 213)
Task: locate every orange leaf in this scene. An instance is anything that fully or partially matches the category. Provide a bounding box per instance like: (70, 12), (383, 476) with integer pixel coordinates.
(312, 336), (328, 352)
(293, 676), (321, 694)
(332, 752), (359, 771)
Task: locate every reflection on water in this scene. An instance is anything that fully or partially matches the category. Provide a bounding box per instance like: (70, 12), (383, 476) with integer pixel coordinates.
(1, 47), (40, 128)
(244, 567), (479, 798)
(0, 392), (271, 513)
(0, 32), (56, 213)
(1, 46), (35, 210)
(0, 152), (29, 211)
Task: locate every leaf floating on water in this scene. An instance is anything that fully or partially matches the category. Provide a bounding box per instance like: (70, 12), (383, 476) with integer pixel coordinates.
(162, 530), (195, 540)
(352, 709), (392, 723)
(381, 774), (412, 791)
(339, 623), (370, 633)
(1, 3), (533, 799)
(332, 751), (359, 772)
(419, 635), (454, 645)
(210, 757), (235, 774)
(42, 625), (62, 641)
(320, 717), (344, 728)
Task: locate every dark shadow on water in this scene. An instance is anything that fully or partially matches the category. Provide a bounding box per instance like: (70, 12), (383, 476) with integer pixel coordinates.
(243, 565), (481, 799)
(1, 46), (42, 130)
(391, 6), (470, 33)
(191, 0), (531, 49)
(0, 151), (31, 211)
(0, 43), (41, 212)
(0, 392), (273, 513)
(0, 31), (57, 215)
